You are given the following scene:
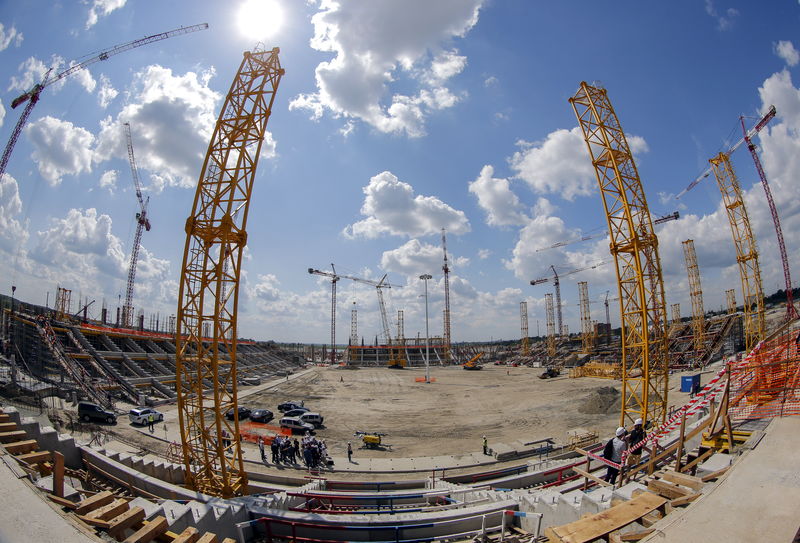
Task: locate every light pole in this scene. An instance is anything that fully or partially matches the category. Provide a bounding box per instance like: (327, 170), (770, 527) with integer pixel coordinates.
(419, 274), (432, 383)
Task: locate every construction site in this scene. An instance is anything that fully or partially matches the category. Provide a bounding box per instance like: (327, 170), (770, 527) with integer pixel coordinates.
(0, 20), (799, 543)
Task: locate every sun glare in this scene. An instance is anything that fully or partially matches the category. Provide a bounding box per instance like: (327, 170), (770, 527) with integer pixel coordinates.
(237, 0), (284, 41)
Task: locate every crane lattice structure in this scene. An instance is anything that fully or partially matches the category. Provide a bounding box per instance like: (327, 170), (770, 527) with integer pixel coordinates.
(0, 23), (208, 183)
(441, 228), (452, 363)
(530, 261), (606, 337)
(570, 81), (669, 426)
(175, 47), (284, 498)
(397, 310), (405, 344)
(121, 123), (151, 328)
(671, 303), (681, 324)
(578, 281), (593, 354)
(726, 289), (737, 315)
(350, 302), (358, 345)
(682, 240), (705, 355)
(54, 286), (72, 321)
(709, 153), (765, 352)
(545, 293), (556, 358)
(520, 301), (530, 356)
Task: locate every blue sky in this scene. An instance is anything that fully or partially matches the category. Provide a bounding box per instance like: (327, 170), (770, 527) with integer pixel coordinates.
(0, 1), (799, 344)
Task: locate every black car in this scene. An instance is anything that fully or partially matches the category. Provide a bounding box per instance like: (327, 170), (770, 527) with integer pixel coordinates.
(283, 407), (310, 418)
(78, 402), (117, 424)
(250, 409), (274, 423)
(278, 401), (304, 412)
(225, 406), (251, 420)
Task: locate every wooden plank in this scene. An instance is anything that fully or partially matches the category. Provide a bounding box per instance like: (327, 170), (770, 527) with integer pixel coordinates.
(53, 451), (64, 498)
(4, 439), (38, 455)
(196, 534), (219, 543)
(647, 479), (692, 499)
(123, 515), (168, 543)
(75, 490), (115, 515)
(618, 528), (656, 541)
(572, 466), (612, 487)
(549, 492), (667, 543)
(16, 450), (50, 465)
(658, 471), (703, 492)
(669, 492), (701, 507)
(107, 507), (146, 540)
(700, 465), (730, 482)
(0, 422), (19, 432)
(0, 430), (27, 443)
(0, 413), (11, 423)
(76, 514), (112, 529)
(172, 527), (200, 543)
(47, 493), (78, 509)
(220, 539), (236, 543)
(86, 498), (129, 521)
(681, 448), (714, 473)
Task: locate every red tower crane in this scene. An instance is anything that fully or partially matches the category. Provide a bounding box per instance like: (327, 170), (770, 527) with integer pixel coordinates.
(0, 23), (208, 183)
(121, 123), (151, 328)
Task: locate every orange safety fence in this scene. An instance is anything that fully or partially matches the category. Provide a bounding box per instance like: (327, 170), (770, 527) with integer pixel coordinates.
(728, 325), (800, 420)
(239, 421), (291, 444)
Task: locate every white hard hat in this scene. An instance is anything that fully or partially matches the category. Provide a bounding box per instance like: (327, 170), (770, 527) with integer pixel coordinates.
(634, 418), (643, 426)
(616, 427), (626, 437)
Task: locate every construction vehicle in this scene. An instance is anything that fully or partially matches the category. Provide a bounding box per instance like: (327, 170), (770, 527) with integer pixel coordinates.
(463, 352), (484, 370)
(354, 431), (388, 449)
(539, 367), (561, 379)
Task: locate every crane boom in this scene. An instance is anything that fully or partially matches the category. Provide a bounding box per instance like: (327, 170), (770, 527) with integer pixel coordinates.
(0, 23), (208, 182)
(677, 105), (776, 199)
(122, 123), (150, 328)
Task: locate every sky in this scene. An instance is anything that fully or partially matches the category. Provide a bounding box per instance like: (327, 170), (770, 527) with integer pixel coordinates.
(0, 1), (799, 345)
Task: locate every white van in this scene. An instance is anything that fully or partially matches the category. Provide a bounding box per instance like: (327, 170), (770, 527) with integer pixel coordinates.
(298, 412), (324, 428)
(279, 416), (315, 433)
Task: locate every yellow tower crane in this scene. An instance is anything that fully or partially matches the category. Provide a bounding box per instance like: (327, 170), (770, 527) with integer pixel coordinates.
(569, 82), (669, 427)
(544, 293), (556, 358)
(682, 240), (705, 356)
(175, 47), (284, 498)
(520, 301), (530, 356)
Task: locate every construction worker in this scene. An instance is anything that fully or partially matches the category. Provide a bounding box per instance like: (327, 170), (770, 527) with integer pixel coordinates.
(147, 412), (155, 433)
(603, 427), (628, 485)
(347, 441), (353, 463)
(627, 418), (645, 466)
(258, 437), (266, 463)
(482, 435), (489, 455)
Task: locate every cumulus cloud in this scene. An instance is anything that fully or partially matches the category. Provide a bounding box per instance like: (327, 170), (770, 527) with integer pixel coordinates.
(0, 23), (23, 51)
(93, 64), (222, 190)
(97, 74), (118, 108)
(704, 0), (739, 31)
(468, 165), (529, 227)
(775, 40), (799, 67)
(380, 239), (445, 277)
(8, 56), (63, 93)
(0, 98), (5, 128)
(0, 173), (29, 252)
(290, 0), (484, 137)
(86, 0), (127, 29)
(25, 116), (95, 185)
(478, 248), (491, 259)
(99, 170), (117, 192)
(344, 171), (470, 238)
(251, 273), (282, 302)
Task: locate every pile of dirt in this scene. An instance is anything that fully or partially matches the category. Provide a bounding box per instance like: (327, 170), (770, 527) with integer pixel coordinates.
(578, 386), (621, 415)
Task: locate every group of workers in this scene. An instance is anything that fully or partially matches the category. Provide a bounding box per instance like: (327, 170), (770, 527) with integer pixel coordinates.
(257, 433), (332, 469)
(603, 418), (646, 485)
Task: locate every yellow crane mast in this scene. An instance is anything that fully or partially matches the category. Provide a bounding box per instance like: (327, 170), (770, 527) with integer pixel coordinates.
(682, 240), (705, 355)
(545, 293), (556, 358)
(569, 82), (669, 426)
(708, 153), (765, 352)
(726, 289), (737, 315)
(578, 281), (593, 354)
(520, 301), (530, 356)
(175, 47), (284, 498)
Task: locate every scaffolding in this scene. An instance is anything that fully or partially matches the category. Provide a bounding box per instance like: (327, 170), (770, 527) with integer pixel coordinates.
(520, 301), (530, 357)
(570, 81), (669, 426)
(726, 289), (737, 315)
(709, 152), (765, 352)
(545, 293), (556, 358)
(578, 281), (593, 354)
(682, 240), (705, 355)
(671, 303), (681, 325)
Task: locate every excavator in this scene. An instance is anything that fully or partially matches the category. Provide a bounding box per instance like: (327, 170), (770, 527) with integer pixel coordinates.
(463, 352), (485, 370)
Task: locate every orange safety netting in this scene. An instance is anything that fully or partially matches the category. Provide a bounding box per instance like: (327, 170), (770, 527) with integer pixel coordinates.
(728, 325), (800, 420)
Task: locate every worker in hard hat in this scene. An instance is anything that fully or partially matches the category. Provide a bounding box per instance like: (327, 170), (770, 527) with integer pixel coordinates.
(482, 435), (489, 455)
(602, 426), (628, 484)
(627, 418), (646, 467)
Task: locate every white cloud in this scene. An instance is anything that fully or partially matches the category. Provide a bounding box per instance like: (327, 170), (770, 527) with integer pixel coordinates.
(251, 273), (282, 302)
(0, 98), (5, 128)
(775, 41), (800, 67)
(0, 23), (23, 51)
(468, 164), (529, 227)
(380, 239), (444, 278)
(704, 0), (739, 31)
(97, 74), (118, 108)
(69, 61), (96, 93)
(99, 170), (117, 192)
(478, 248), (491, 259)
(484, 76), (498, 87)
(93, 64), (222, 190)
(290, 0), (484, 137)
(0, 173), (29, 252)
(344, 171), (470, 238)
(86, 0), (127, 29)
(8, 56), (63, 93)
(25, 116), (95, 185)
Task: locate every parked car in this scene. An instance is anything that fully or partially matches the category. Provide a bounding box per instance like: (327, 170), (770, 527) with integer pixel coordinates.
(128, 407), (164, 426)
(278, 401), (304, 412)
(283, 407), (310, 418)
(250, 409), (274, 423)
(225, 406), (251, 420)
(279, 416), (315, 434)
(298, 412), (324, 428)
(78, 402), (117, 424)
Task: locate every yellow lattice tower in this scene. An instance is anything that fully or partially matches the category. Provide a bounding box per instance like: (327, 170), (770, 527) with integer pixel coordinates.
(545, 293), (556, 358)
(570, 82), (669, 426)
(55, 286), (72, 321)
(175, 48), (284, 498)
(520, 301), (530, 356)
(682, 240), (705, 355)
(578, 281), (594, 353)
(671, 303), (681, 324)
(726, 289), (737, 315)
(709, 152), (765, 352)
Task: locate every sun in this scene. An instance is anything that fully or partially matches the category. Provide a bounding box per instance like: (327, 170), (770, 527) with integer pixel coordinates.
(237, 0), (284, 41)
